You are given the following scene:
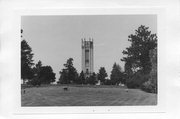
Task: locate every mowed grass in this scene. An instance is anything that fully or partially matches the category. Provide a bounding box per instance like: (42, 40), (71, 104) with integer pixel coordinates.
(21, 85), (157, 106)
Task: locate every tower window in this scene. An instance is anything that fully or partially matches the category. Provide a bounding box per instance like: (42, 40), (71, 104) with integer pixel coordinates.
(85, 59), (89, 67)
(85, 49), (89, 60)
(85, 59), (89, 63)
(86, 69), (89, 74)
(85, 49), (89, 67)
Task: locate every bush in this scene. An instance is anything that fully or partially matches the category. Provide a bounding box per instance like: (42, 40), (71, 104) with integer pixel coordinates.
(141, 80), (157, 93)
(141, 70), (157, 93)
(104, 79), (112, 85)
(28, 77), (41, 86)
(126, 72), (149, 89)
(141, 48), (157, 93)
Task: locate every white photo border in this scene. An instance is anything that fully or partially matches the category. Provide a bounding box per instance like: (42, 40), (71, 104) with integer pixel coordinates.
(2, 8), (167, 115)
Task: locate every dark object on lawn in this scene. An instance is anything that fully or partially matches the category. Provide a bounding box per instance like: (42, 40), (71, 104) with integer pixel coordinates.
(23, 89), (26, 94)
(63, 87), (69, 91)
(125, 89), (129, 92)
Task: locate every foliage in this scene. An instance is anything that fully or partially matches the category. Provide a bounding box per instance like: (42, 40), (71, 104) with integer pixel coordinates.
(77, 71), (86, 84)
(104, 79), (112, 85)
(141, 80), (157, 93)
(29, 61), (55, 85)
(59, 58), (78, 84)
(110, 63), (125, 85)
(126, 71), (149, 89)
(121, 25), (157, 75)
(28, 77), (41, 86)
(59, 69), (69, 84)
(141, 48), (157, 93)
(21, 30), (34, 83)
(38, 66), (56, 84)
(121, 25), (157, 90)
(97, 67), (108, 85)
(21, 30), (56, 86)
(36, 60), (42, 70)
(86, 72), (97, 85)
(32, 60), (42, 76)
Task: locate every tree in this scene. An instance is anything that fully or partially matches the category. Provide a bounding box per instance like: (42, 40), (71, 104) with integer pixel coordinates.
(29, 60), (43, 86)
(97, 67), (108, 85)
(121, 25), (157, 74)
(58, 58), (78, 84)
(59, 69), (69, 84)
(110, 63), (125, 85)
(78, 71), (86, 84)
(21, 30), (34, 84)
(86, 72), (97, 85)
(32, 60), (42, 76)
(141, 48), (157, 93)
(38, 66), (56, 84)
(36, 60), (42, 70)
(28, 77), (41, 86)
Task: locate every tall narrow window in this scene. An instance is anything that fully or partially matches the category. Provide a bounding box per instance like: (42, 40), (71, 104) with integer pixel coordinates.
(85, 49), (89, 67)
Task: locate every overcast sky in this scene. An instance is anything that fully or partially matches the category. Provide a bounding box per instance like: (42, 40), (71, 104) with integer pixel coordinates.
(21, 15), (157, 81)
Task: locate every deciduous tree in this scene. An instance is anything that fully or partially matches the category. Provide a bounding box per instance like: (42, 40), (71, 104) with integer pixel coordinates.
(38, 66), (56, 84)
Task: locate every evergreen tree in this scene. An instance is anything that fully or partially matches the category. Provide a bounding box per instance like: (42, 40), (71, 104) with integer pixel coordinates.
(78, 71), (86, 84)
(97, 67), (108, 85)
(36, 60), (42, 70)
(121, 25), (157, 74)
(29, 60), (42, 86)
(21, 30), (34, 84)
(59, 58), (78, 84)
(110, 63), (124, 85)
(32, 60), (42, 76)
(59, 69), (69, 84)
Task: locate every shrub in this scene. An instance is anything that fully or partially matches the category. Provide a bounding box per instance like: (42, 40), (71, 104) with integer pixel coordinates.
(126, 72), (149, 89)
(28, 77), (41, 86)
(104, 79), (112, 85)
(141, 80), (157, 93)
(141, 48), (157, 93)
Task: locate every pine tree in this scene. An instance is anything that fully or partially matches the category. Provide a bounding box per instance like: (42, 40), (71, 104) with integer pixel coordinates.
(21, 30), (34, 84)
(121, 25), (157, 74)
(78, 71), (86, 84)
(97, 67), (108, 85)
(59, 58), (78, 84)
(59, 69), (69, 84)
(110, 63), (124, 85)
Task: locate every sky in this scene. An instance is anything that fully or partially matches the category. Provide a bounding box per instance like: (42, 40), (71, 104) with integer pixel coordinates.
(21, 15), (157, 81)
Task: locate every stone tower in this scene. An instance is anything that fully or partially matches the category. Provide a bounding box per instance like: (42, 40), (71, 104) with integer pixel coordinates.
(81, 38), (94, 77)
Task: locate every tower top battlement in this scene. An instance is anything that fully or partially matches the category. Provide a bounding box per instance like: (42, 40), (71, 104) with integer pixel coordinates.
(81, 38), (93, 48)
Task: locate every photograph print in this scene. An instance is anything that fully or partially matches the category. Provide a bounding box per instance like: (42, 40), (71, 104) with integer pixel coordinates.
(21, 15), (157, 106)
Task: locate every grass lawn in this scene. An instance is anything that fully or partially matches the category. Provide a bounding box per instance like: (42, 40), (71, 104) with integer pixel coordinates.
(21, 85), (157, 106)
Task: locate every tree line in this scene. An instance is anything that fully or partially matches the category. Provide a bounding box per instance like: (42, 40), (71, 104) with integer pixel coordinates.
(21, 25), (157, 93)
(57, 58), (125, 85)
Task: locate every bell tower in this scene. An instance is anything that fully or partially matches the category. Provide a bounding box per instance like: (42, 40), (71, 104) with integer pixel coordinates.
(81, 38), (94, 77)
